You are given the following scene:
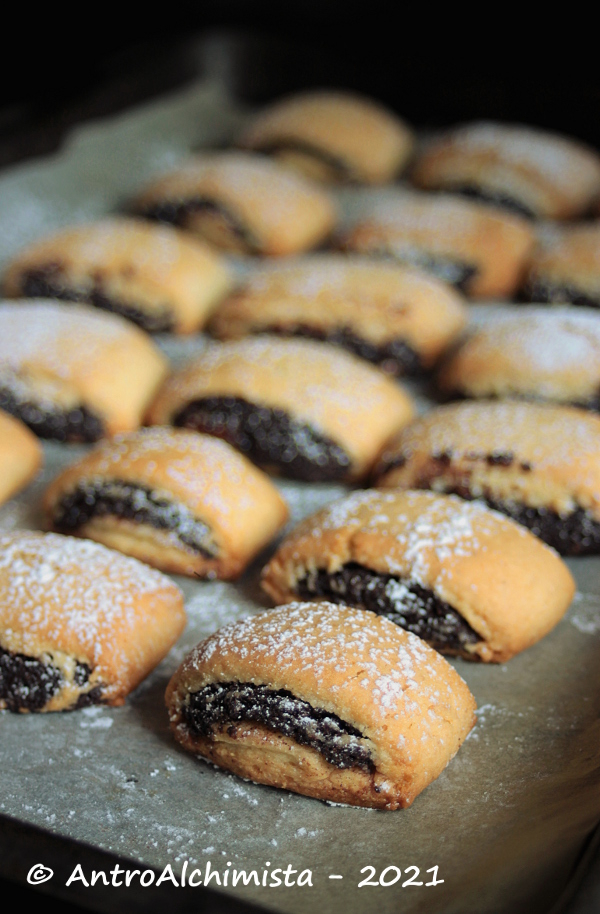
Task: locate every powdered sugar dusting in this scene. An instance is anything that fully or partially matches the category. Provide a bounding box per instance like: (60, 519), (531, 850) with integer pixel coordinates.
(383, 400), (600, 477)
(457, 306), (600, 375)
(0, 299), (152, 380)
(181, 601), (471, 738)
(291, 489), (520, 586)
(437, 122), (600, 193)
(136, 151), (333, 228)
(0, 530), (182, 683)
(61, 428), (285, 520)
(157, 337), (408, 438)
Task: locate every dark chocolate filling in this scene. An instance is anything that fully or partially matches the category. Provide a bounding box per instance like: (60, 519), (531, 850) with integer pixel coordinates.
(525, 279), (600, 309)
(370, 246), (477, 291)
(257, 324), (424, 376)
(441, 184), (536, 220)
(135, 198), (257, 251)
(0, 385), (104, 442)
(183, 681), (374, 771)
(476, 499), (600, 556)
(0, 647), (98, 713)
(378, 453), (600, 555)
(253, 139), (358, 183)
(296, 562), (480, 655)
(53, 480), (218, 557)
(174, 396), (353, 482)
(19, 267), (175, 334)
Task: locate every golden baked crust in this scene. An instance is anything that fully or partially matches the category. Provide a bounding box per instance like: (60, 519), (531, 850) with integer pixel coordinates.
(525, 222), (600, 304)
(0, 409), (43, 506)
(3, 218), (233, 335)
(0, 300), (168, 439)
(261, 490), (575, 663)
(208, 255), (467, 372)
(375, 400), (600, 523)
(239, 90), (414, 185)
(131, 152), (336, 256)
(0, 530), (185, 712)
(166, 601), (476, 809)
(43, 428), (289, 579)
(146, 337), (414, 481)
(411, 122), (600, 220)
(340, 191), (534, 299)
(439, 306), (600, 405)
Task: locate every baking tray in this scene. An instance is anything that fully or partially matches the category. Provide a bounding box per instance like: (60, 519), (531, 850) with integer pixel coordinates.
(1, 79), (600, 914)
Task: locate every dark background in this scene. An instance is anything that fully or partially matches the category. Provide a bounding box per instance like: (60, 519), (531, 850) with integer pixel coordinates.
(0, 7), (598, 912)
(1, 8), (598, 169)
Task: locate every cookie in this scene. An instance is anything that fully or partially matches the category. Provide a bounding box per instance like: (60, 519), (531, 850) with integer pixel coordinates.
(44, 428), (289, 579)
(3, 218), (233, 334)
(0, 300), (168, 441)
(166, 601), (476, 809)
(262, 489), (574, 662)
(374, 400), (600, 555)
(525, 222), (600, 307)
(0, 409), (43, 507)
(146, 337), (414, 482)
(0, 530), (185, 712)
(339, 191), (534, 298)
(208, 255), (467, 376)
(238, 90), (414, 185)
(411, 122), (600, 220)
(438, 306), (600, 408)
(131, 152), (336, 256)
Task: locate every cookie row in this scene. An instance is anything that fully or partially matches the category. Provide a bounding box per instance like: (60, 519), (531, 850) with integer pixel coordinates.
(5, 207), (600, 365)
(8, 335), (600, 562)
(0, 526), (477, 811)
(4, 413), (577, 662)
(0, 303), (416, 480)
(240, 92), (600, 221)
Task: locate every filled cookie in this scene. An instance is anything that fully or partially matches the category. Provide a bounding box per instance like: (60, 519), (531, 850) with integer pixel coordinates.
(166, 601), (476, 809)
(147, 337), (414, 482)
(339, 191), (534, 298)
(131, 152), (336, 256)
(2, 218), (233, 334)
(44, 428), (289, 579)
(0, 530), (185, 712)
(374, 400), (600, 555)
(0, 409), (43, 507)
(438, 306), (600, 408)
(0, 300), (168, 441)
(411, 122), (600, 220)
(208, 255), (467, 376)
(524, 222), (600, 307)
(238, 90), (414, 185)
(262, 489), (574, 662)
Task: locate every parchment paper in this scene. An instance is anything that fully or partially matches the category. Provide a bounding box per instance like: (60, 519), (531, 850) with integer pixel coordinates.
(1, 79), (600, 914)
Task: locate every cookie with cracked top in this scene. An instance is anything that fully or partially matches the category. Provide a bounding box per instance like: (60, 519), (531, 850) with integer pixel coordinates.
(3, 218), (233, 334)
(166, 601), (476, 809)
(146, 337), (414, 482)
(238, 90), (414, 185)
(0, 530), (185, 712)
(44, 428), (288, 579)
(209, 255), (467, 376)
(374, 400), (600, 555)
(411, 122), (600, 220)
(262, 489), (574, 662)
